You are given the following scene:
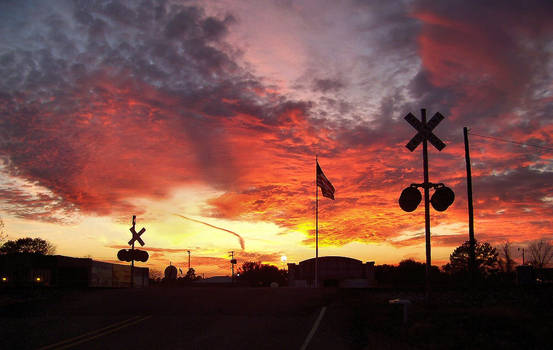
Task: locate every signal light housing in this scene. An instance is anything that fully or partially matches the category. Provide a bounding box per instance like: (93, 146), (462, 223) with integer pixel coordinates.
(117, 249), (149, 262)
(399, 186), (422, 212)
(430, 186), (455, 211)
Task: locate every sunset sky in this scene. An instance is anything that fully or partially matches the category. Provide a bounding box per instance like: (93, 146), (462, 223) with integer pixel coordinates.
(1, 0), (552, 276)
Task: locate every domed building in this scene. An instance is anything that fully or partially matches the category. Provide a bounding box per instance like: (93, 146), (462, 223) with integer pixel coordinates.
(287, 256), (375, 288)
(164, 264), (177, 280)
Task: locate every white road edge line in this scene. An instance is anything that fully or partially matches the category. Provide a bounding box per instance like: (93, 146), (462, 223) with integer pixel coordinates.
(300, 306), (327, 350)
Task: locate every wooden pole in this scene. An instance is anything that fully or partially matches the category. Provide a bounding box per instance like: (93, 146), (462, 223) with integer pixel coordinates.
(230, 251), (234, 281)
(463, 127), (476, 284)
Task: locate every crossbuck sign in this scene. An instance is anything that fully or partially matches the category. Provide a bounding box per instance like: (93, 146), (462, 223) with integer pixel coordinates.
(129, 216), (146, 246)
(404, 112), (446, 152)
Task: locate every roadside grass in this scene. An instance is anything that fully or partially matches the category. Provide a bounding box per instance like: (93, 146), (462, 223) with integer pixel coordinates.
(337, 287), (553, 349)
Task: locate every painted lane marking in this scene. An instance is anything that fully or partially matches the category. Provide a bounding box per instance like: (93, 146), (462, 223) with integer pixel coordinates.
(300, 306), (327, 350)
(37, 315), (151, 350)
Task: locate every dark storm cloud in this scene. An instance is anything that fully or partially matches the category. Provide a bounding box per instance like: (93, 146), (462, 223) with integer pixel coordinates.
(473, 168), (553, 205)
(410, 0), (553, 133)
(399, 0), (553, 225)
(311, 78), (344, 93)
(0, 187), (76, 223)
(1, 0), (552, 252)
(0, 0), (311, 220)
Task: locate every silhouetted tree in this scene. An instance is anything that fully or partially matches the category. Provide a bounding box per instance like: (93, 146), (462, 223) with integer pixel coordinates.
(374, 264), (395, 285)
(0, 237), (56, 255)
(528, 239), (553, 268)
(443, 240), (498, 275)
(497, 241), (517, 273)
(237, 261), (286, 286)
(375, 260), (443, 287)
(397, 259), (426, 285)
(185, 268), (201, 281)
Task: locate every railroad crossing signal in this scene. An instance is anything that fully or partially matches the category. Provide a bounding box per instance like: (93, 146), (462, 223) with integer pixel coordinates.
(405, 111), (446, 151)
(120, 215), (148, 288)
(400, 108), (453, 304)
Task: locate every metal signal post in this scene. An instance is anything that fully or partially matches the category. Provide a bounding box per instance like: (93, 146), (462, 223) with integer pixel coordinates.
(124, 215), (147, 288)
(400, 109), (453, 303)
(421, 110), (431, 299)
(131, 216), (135, 288)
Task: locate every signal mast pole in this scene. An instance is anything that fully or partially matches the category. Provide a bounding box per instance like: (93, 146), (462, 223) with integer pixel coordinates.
(401, 108), (450, 304)
(131, 215), (136, 288)
(421, 109), (431, 301)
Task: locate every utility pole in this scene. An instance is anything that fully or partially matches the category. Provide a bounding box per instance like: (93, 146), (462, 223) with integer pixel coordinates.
(229, 251), (235, 282)
(518, 247), (525, 265)
(187, 250), (191, 271)
(464, 127), (477, 284)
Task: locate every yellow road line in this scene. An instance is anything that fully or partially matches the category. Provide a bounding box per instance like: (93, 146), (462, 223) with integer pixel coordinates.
(37, 316), (142, 350)
(37, 315), (151, 350)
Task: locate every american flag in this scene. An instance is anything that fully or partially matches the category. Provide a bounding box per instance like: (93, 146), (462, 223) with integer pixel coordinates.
(317, 161), (335, 200)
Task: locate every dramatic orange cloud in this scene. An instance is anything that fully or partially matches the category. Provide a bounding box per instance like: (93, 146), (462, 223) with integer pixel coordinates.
(1, 1), (553, 274)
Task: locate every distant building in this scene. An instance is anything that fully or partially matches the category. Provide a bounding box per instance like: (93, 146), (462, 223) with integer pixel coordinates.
(0, 254), (148, 288)
(164, 264), (177, 280)
(287, 256), (375, 288)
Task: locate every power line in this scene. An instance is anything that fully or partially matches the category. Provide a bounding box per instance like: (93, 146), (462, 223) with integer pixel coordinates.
(468, 131), (553, 151)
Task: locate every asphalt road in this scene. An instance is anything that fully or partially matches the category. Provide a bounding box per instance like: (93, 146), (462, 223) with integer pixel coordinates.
(0, 287), (364, 350)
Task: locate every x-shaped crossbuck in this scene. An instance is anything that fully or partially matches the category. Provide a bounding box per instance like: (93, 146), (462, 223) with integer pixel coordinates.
(129, 226), (146, 246)
(404, 112), (446, 152)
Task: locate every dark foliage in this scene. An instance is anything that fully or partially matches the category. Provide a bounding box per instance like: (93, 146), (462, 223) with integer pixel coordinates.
(0, 237), (56, 255)
(443, 240), (499, 276)
(528, 240), (553, 269)
(237, 261), (287, 287)
(375, 259), (443, 287)
(497, 241), (517, 273)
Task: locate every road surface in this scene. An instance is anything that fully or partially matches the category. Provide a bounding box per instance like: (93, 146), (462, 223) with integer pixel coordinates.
(0, 287), (367, 349)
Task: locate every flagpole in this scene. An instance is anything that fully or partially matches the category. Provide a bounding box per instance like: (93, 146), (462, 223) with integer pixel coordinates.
(315, 155), (319, 289)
